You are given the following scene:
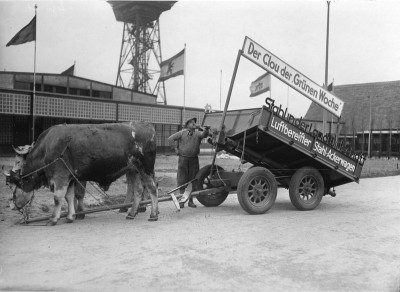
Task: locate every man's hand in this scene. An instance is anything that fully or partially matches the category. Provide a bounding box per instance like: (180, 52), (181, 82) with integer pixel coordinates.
(174, 148), (179, 155)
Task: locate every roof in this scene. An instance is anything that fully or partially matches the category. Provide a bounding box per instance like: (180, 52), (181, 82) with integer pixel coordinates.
(108, 1), (176, 25)
(304, 80), (400, 132)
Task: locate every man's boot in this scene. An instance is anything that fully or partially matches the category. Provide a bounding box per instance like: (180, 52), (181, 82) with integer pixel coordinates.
(188, 197), (197, 208)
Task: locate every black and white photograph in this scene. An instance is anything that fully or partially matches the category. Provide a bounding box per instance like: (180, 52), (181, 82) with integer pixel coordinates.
(0, 0), (399, 291)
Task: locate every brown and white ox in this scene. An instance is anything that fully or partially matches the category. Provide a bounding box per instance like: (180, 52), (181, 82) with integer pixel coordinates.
(5, 122), (158, 225)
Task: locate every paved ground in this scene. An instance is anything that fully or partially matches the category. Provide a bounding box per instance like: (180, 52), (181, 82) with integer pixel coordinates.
(0, 173), (399, 291)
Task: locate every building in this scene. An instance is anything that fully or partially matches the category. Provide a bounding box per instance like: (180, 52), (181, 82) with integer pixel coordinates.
(304, 80), (400, 157)
(0, 71), (206, 155)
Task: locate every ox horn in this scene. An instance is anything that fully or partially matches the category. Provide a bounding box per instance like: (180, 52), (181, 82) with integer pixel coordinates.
(12, 144), (32, 155)
(2, 166), (10, 177)
(3, 170), (10, 178)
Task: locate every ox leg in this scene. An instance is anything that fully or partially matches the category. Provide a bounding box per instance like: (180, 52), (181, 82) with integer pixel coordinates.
(75, 180), (86, 220)
(48, 184), (68, 226)
(119, 174), (133, 213)
(65, 182), (76, 223)
(126, 171), (143, 220)
(142, 173), (159, 222)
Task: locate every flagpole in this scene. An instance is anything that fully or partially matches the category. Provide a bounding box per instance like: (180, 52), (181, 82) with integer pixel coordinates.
(183, 43), (186, 123)
(219, 69), (222, 111)
(32, 4), (37, 143)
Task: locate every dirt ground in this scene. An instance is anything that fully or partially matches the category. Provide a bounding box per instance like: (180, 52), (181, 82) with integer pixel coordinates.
(0, 156), (400, 291)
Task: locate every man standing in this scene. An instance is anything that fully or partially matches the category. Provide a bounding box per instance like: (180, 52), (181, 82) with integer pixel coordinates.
(168, 117), (210, 208)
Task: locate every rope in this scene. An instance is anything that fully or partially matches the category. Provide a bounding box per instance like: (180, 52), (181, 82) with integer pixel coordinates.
(58, 158), (121, 215)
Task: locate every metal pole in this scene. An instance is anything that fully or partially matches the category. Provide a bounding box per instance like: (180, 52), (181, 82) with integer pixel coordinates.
(210, 50), (242, 174)
(25, 194), (183, 224)
(32, 4), (37, 143)
(323, 1), (331, 135)
(219, 69), (222, 110)
(368, 95), (372, 158)
(183, 45), (187, 111)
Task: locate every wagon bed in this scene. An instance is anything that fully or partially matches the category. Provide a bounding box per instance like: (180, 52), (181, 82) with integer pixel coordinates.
(202, 106), (363, 189)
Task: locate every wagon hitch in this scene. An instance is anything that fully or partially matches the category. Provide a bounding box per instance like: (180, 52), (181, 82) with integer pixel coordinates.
(325, 188), (336, 197)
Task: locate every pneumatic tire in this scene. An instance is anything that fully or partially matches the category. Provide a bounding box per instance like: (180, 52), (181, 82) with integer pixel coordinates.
(289, 166), (324, 211)
(195, 164), (229, 207)
(237, 167), (277, 214)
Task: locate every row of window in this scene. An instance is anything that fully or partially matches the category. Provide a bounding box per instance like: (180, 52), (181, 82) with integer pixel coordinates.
(14, 81), (112, 99)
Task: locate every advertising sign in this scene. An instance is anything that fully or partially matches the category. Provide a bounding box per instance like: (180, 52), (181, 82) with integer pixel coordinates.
(267, 113), (356, 175)
(312, 141), (356, 174)
(268, 115), (314, 151)
(242, 37), (344, 117)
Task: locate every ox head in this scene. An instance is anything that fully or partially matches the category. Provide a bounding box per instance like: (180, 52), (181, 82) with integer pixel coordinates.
(11, 143), (34, 172)
(3, 144), (35, 210)
(4, 169), (34, 210)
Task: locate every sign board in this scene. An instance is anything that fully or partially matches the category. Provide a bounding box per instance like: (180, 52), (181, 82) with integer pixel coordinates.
(242, 37), (344, 117)
(268, 115), (314, 151)
(266, 113), (356, 175)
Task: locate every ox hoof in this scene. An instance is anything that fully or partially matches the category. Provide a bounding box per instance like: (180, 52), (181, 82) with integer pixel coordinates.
(76, 214), (85, 220)
(47, 220), (58, 226)
(119, 208), (129, 213)
(148, 216), (158, 222)
(65, 217), (74, 223)
(138, 206), (147, 213)
(126, 214), (136, 220)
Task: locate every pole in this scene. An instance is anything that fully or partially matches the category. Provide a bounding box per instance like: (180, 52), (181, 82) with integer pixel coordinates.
(323, 1), (331, 135)
(219, 69), (222, 110)
(210, 50), (242, 174)
(368, 95), (372, 158)
(25, 193), (184, 224)
(32, 4), (37, 143)
(183, 43), (186, 121)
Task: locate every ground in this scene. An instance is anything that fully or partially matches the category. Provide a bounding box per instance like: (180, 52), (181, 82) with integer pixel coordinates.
(0, 155), (399, 291)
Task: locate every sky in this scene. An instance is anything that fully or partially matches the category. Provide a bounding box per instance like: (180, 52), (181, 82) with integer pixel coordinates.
(1, 0), (399, 118)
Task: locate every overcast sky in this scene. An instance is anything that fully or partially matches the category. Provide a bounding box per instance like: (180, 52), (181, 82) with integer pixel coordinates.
(1, 0), (399, 117)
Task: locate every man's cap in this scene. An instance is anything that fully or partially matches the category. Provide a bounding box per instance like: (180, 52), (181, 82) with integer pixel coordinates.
(185, 117), (197, 126)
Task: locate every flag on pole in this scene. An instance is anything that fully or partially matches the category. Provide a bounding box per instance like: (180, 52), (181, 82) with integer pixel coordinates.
(6, 16), (36, 47)
(159, 49), (185, 82)
(61, 64), (75, 76)
(249, 72), (271, 97)
(327, 81), (334, 92)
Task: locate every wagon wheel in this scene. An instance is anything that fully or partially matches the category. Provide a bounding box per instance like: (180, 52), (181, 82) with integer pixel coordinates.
(195, 164), (229, 207)
(289, 166), (324, 211)
(237, 167), (277, 214)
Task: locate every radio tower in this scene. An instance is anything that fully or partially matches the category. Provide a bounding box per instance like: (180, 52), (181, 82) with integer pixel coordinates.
(108, 1), (176, 104)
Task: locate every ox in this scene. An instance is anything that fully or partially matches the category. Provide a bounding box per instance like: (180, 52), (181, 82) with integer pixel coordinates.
(5, 122), (158, 225)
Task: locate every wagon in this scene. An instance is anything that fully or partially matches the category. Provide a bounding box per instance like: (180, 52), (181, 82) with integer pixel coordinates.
(191, 38), (365, 214)
(192, 106), (364, 214)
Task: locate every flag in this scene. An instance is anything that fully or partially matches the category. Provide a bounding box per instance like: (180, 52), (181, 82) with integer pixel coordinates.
(6, 16), (36, 47)
(61, 64), (75, 76)
(249, 73), (271, 97)
(159, 49), (185, 82)
(327, 81), (334, 92)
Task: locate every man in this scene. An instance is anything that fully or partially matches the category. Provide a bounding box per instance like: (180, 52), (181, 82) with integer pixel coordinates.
(168, 117), (210, 208)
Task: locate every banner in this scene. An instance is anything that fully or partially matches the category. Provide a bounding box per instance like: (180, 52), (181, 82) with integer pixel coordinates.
(6, 16), (36, 47)
(249, 73), (271, 97)
(242, 37), (344, 117)
(159, 49), (185, 82)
